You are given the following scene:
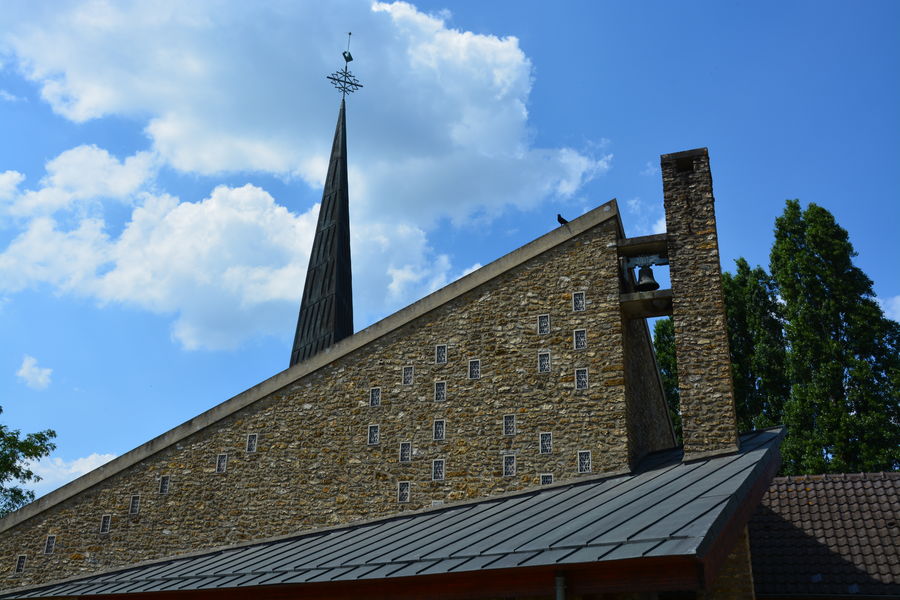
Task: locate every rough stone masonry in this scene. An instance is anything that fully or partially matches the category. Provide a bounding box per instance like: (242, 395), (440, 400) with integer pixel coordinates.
(0, 201), (674, 589)
(662, 148), (741, 459)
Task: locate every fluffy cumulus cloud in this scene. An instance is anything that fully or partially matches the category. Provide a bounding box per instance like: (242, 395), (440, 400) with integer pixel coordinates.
(27, 453), (117, 497)
(0, 163), (452, 348)
(0, 1), (610, 349)
(16, 355), (52, 389)
(9, 145), (155, 216)
(0, 170), (25, 199)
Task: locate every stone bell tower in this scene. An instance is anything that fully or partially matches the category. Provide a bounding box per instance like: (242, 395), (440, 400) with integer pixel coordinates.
(661, 148), (740, 460)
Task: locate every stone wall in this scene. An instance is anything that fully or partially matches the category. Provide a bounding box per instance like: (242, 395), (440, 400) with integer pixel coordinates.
(700, 528), (756, 600)
(623, 317), (676, 466)
(1, 209), (674, 590)
(661, 148), (739, 459)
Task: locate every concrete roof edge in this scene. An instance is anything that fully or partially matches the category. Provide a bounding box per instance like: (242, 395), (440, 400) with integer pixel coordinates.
(0, 200), (620, 534)
(660, 147), (708, 160)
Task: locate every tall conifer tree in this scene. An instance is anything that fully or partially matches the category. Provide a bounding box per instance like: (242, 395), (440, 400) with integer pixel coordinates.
(771, 200), (899, 474)
(721, 258), (789, 432)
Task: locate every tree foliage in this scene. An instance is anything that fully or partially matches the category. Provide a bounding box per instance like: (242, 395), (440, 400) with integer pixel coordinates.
(653, 199), (899, 475)
(771, 200), (899, 474)
(0, 407), (56, 518)
(721, 258), (789, 432)
(652, 317), (681, 445)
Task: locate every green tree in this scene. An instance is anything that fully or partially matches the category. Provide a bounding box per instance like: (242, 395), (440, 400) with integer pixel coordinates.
(721, 258), (789, 432)
(771, 200), (900, 474)
(652, 317), (681, 445)
(0, 407), (56, 518)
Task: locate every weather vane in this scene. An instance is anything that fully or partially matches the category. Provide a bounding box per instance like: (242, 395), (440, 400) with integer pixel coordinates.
(327, 32), (363, 98)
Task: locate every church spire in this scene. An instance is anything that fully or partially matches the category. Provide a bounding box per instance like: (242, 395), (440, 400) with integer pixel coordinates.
(290, 39), (362, 366)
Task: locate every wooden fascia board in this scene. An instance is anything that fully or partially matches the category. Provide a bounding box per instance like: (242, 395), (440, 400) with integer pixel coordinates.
(64, 557), (703, 600)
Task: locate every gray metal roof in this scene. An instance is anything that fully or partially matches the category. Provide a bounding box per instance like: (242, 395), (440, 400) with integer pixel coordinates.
(2, 428), (784, 598)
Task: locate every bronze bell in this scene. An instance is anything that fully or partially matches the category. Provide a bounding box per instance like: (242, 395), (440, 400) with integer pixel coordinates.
(635, 265), (660, 292)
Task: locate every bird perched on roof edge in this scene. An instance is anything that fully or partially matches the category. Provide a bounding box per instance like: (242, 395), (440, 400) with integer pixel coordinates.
(557, 214), (569, 225)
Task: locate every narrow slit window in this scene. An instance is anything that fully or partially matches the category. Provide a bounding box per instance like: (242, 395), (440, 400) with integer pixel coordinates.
(399, 441), (411, 462)
(432, 459), (445, 481)
(574, 329), (587, 350)
(503, 455), (516, 477)
(575, 368), (589, 390)
(369, 387), (381, 407)
(216, 453), (228, 473)
(99, 515), (111, 534)
(578, 450), (592, 473)
(537, 314), (550, 335)
(503, 414), (516, 436)
(44, 536), (56, 555)
(129, 495), (140, 515)
(540, 432), (552, 454)
(540, 473), (554, 486)
(14, 555), (26, 574)
(398, 481), (410, 503)
(538, 352), (551, 373)
(246, 433), (258, 453)
(433, 419), (446, 441)
(468, 359), (481, 379)
(368, 424), (380, 445)
(402, 366), (414, 385)
(435, 344), (447, 364)
(158, 476), (170, 495)
(572, 291), (586, 312)
(434, 381), (446, 402)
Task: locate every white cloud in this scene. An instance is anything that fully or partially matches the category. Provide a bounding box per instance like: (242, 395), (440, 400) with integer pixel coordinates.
(9, 145), (155, 216)
(0, 170), (25, 200)
(16, 355), (52, 389)
(0, 167), (456, 348)
(27, 452), (117, 498)
(640, 161), (659, 177)
(622, 196), (666, 236)
(1, 1), (608, 227)
(0, 1), (613, 349)
(652, 215), (667, 234)
(460, 262), (482, 277)
(0, 89), (23, 102)
(0, 216), (109, 293)
(879, 295), (900, 321)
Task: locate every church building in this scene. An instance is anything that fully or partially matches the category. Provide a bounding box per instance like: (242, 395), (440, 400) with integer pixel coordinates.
(0, 55), (789, 599)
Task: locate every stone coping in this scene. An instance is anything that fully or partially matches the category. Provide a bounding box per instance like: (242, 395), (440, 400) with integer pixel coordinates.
(0, 200), (621, 533)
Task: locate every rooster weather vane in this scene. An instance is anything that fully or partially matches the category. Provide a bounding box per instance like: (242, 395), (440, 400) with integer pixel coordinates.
(327, 32), (363, 98)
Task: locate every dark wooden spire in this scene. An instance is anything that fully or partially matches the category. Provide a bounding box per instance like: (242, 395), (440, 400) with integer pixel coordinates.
(290, 99), (354, 366)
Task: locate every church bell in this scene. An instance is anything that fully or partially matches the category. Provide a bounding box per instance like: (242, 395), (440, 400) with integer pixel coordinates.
(634, 265), (660, 292)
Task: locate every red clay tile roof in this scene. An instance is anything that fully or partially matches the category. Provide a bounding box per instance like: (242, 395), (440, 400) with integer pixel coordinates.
(749, 472), (900, 598)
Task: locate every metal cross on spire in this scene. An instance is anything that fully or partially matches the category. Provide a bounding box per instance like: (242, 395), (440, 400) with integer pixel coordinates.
(327, 32), (363, 98)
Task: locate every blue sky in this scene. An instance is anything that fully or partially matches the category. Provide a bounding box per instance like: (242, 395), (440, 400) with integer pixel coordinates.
(1, 1), (897, 497)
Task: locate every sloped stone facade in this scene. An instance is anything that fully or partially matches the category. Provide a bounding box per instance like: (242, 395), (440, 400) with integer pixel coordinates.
(1, 204), (673, 590)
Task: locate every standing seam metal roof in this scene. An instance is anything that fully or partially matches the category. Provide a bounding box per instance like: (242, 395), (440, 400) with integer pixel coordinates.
(2, 428), (784, 598)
